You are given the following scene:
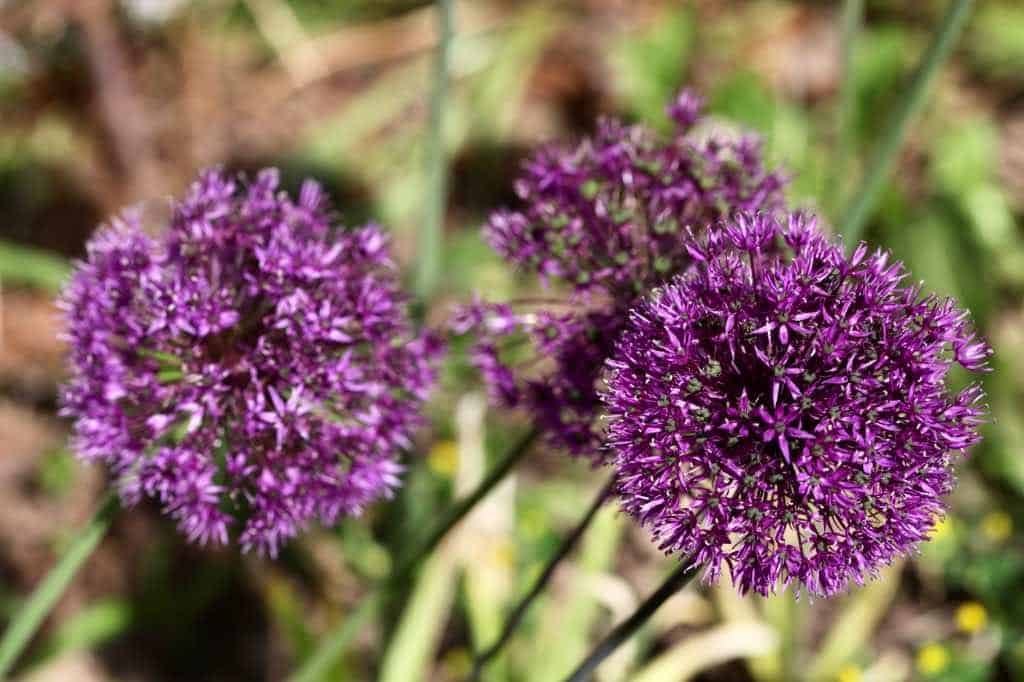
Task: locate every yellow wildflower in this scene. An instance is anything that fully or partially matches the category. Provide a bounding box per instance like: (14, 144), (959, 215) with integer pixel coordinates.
(981, 511), (1012, 543)
(916, 643), (949, 676)
(956, 601), (988, 634)
(837, 664), (862, 682)
(428, 441), (459, 477)
(928, 515), (952, 541)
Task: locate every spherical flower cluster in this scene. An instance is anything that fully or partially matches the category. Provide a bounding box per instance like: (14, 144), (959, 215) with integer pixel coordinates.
(59, 168), (440, 556)
(602, 212), (991, 596)
(458, 91), (787, 457)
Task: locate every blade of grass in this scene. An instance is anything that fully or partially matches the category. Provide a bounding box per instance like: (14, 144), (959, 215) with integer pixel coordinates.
(453, 393), (511, 665)
(288, 592), (379, 682)
(415, 0), (454, 303)
(525, 498), (625, 680)
(0, 241), (70, 293)
(711, 576), (781, 681)
(30, 598), (132, 666)
(394, 428), (538, 582)
(839, 0), (975, 243)
(470, 476), (617, 680)
(0, 492), (118, 679)
(806, 562), (904, 681)
(827, 0), (863, 215)
(381, 394), (489, 682)
(379, 551), (459, 682)
(631, 621), (778, 682)
(564, 560), (701, 682)
(758, 587), (803, 682)
(288, 428), (538, 682)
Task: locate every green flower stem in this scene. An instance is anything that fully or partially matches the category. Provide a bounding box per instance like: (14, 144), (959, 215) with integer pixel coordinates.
(0, 492), (119, 680)
(839, 0), (975, 243)
(827, 0), (863, 215)
(415, 0), (454, 303)
(563, 559), (700, 682)
(288, 428), (538, 682)
(470, 475), (617, 680)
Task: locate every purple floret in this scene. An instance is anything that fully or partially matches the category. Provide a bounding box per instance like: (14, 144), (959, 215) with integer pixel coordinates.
(457, 90), (787, 458)
(602, 212), (991, 596)
(59, 168), (441, 556)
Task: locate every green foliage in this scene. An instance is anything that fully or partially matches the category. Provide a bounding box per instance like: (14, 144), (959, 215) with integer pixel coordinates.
(967, 2), (1024, 82)
(284, 0), (428, 28)
(850, 26), (914, 145)
(35, 450), (78, 499)
(709, 71), (826, 206)
(379, 553), (457, 682)
(0, 494), (118, 679)
(33, 599), (133, 664)
(2, 1), (1023, 680)
(0, 240), (69, 292)
(609, 6), (695, 128)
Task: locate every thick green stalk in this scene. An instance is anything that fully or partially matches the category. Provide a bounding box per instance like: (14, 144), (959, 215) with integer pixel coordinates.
(470, 476), (616, 680)
(288, 428), (538, 682)
(563, 559), (700, 682)
(827, 0), (863, 215)
(839, 0), (975, 243)
(0, 492), (118, 679)
(415, 0), (454, 301)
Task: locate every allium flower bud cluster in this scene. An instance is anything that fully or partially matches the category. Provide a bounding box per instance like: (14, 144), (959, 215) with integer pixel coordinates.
(602, 213), (991, 596)
(60, 168), (440, 556)
(457, 91), (787, 457)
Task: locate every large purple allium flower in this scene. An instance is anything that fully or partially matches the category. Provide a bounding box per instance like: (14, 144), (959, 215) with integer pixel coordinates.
(59, 168), (440, 556)
(456, 91), (786, 457)
(602, 212), (991, 596)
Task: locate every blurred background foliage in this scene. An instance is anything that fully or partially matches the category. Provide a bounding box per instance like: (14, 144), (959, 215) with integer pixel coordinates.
(0, 0), (1023, 680)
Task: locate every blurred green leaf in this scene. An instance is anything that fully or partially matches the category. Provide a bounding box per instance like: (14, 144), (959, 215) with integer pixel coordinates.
(0, 494), (118, 679)
(337, 519), (392, 582)
(284, 0), (426, 28)
(264, 573), (316, 665)
(958, 553), (1024, 604)
(885, 205), (992, 325)
(0, 241), (69, 292)
(928, 117), (1019, 261)
(609, 6), (694, 128)
(443, 229), (509, 297)
(967, 3), (1024, 82)
(710, 70), (775, 135)
(631, 621), (777, 682)
(807, 563), (903, 681)
(931, 118), (998, 192)
(981, 410), (1024, 498)
(709, 71), (825, 210)
(379, 553), (458, 682)
(464, 5), (561, 140)
(756, 587), (803, 682)
(35, 450), (78, 499)
(523, 505), (625, 680)
(712, 578), (782, 682)
(927, 654), (991, 682)
(851, 27), (915, 145)
(33, 598), (132, 663)
(840, 0), (975, 242)
(300, 60), (428, 184)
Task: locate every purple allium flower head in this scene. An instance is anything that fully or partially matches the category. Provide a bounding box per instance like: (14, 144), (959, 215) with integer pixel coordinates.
(602, 212), (991, 596)
(457, 90), (787, 457)
(59, 168), (441, 556)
